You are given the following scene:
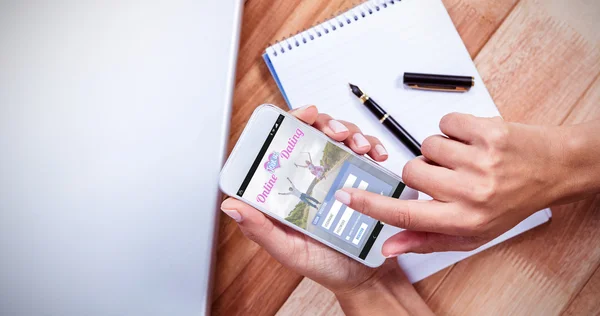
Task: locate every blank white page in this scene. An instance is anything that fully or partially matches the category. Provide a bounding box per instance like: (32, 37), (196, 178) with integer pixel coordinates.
(266, 0), (499, 171)
(265, 0), (551, 283)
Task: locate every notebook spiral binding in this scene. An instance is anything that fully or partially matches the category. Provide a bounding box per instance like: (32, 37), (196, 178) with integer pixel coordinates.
(268, 0), (399, 57)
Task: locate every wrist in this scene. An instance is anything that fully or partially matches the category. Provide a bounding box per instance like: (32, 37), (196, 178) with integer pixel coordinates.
(335, 277), (408, 316)
(551, 123), (600, 204)
(333, 261), (433, 316)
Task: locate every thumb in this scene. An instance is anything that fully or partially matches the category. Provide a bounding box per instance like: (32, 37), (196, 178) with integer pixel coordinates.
(381, 230), (487, 257)
(291, 105), (319, 125)
(220, 198), (291, 259)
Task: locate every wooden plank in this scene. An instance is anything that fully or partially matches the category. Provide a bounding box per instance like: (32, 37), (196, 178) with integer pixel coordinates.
(428, 197), (600, 315)
(561, 74), (600, 125)
(417, 266), (455, 302)
(212, 223), (261, 298)
(212, 249), (303, 316)
(275, 278), (344, 316)
(562, 266), (600, 316)
(426, 1), (600, 312)
(474, 0), (600, 125)
(441, 0), (519, 57)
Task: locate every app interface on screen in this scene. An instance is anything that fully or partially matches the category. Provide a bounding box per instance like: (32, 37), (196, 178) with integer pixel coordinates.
(237, 114), (404, 258)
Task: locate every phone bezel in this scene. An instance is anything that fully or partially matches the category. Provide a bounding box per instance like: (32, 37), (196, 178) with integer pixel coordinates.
(219, 104), (404, 267)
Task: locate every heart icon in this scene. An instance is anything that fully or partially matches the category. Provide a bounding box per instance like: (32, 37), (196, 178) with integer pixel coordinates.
(264, 151), (281, 173)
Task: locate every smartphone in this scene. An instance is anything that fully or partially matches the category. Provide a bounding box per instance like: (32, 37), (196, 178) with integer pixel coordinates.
(220, 104), (411, 267)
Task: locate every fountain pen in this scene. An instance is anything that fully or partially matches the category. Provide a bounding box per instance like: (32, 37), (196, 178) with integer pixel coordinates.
(349, 83), (421, 156)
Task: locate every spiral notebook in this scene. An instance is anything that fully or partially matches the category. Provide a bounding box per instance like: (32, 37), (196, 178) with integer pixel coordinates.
(263, 0), (551, 283)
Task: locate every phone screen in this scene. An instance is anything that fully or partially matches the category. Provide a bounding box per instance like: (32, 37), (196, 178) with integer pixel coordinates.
(237, 114), (404, 259)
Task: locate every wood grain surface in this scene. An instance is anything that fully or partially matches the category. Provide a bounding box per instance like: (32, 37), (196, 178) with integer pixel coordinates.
(213, 0), (600, 315)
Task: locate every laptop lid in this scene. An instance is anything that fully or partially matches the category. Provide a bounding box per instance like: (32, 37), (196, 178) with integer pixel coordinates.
(0, 1), (242, 315)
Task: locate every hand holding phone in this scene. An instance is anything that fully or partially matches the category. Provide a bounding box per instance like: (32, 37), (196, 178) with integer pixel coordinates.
(220, 105), (399, 292)
(219, 105), (435, 315)
(220, 104), (418, 270)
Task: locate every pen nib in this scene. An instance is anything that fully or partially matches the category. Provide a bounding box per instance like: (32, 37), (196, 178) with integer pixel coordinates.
(348, 83), (363, 98)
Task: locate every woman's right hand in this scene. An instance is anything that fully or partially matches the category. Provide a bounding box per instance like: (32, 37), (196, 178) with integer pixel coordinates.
(335, 114), (600, 257)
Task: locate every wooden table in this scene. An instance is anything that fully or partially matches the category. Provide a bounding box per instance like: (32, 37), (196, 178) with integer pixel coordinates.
(213, 0), (600, 314)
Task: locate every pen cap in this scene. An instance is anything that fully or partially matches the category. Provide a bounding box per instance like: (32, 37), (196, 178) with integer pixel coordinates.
(403, 72), (474, 88)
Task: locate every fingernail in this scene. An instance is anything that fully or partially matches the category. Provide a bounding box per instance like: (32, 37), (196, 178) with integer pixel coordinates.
(353, 133), (370, 148)
(375, 144), (388, 156)
(335, 190), (351, 205)
(382, 245), (410, 258)
(297, 104), (313, 111)
(383, 248), (409, 257)
(383, 247), (405, 258)
(221, 209), (242, 222)
(328, 120), (349, 134)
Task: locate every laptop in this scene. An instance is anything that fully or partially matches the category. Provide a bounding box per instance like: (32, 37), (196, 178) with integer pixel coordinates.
(0, 1), (242, 315)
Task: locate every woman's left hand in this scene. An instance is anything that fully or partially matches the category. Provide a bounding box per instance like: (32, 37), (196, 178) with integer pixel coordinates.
(220, 105), (388, 294)
(221, 105), (433, 315)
